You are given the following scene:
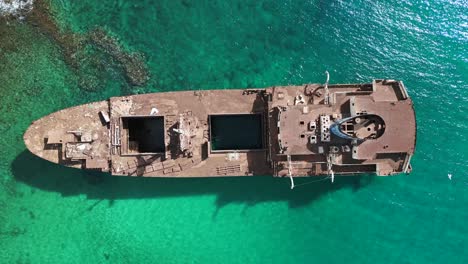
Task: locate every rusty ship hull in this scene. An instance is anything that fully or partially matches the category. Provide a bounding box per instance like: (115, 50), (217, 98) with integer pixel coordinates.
(24, 79), (416, 182)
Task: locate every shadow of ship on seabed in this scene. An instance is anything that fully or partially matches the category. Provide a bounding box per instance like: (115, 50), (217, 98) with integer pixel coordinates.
(12, 151), (374, 208)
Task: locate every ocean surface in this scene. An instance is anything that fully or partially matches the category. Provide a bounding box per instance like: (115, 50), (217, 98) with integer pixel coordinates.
(0, 0), (467, 263)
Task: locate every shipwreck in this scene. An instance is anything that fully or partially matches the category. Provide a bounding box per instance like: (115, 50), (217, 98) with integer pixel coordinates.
(24, 74), (416, 188)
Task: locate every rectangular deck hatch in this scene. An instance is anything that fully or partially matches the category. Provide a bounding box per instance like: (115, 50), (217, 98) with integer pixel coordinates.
(209, 114), (263, 151)
(122, 116), (165, 154)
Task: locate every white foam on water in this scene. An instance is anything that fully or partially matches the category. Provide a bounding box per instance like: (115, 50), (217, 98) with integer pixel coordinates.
(0, 0), (34, 17)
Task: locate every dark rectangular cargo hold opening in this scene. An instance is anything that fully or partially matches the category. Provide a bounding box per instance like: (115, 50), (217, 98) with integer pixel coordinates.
(122, 116), (165, 154)
(209, 114), (263, 151)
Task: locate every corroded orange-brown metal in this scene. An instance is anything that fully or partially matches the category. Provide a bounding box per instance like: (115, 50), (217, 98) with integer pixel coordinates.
(24, 80), (416, 178)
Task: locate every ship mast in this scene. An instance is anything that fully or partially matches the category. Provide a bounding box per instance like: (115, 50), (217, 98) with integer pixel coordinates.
(324, 71), (330, 105)
(287, 154), (295, 189)
(327, 154), (335, 183)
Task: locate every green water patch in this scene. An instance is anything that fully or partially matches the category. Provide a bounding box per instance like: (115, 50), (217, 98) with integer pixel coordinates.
(0, 22), (76, 126)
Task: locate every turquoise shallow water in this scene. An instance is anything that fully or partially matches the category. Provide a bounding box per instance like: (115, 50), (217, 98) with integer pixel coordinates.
(1, 0), (467, 263)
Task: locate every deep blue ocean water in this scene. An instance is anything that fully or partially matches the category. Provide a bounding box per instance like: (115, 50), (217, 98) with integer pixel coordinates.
(0, 0), (467, 263)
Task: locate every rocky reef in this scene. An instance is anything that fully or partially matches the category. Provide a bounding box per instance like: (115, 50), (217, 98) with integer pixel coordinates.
(88, 28), (149, 86)
(7, 0), (150, 91)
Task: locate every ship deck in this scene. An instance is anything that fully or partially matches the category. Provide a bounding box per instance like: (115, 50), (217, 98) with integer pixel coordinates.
(24, 79), (416, 179)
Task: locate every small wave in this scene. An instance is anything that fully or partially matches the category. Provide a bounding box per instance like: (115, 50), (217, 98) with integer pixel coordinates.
(0, 0), (34, 18)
